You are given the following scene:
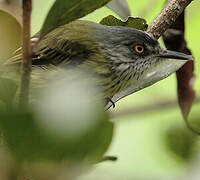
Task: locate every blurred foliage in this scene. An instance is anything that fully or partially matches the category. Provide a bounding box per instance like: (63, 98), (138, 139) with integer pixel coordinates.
(0, 10), (21, 63)
(40, 0), (112, 37)
(100, 15), (148, 31)
(0, 110), (113, 163)
(0, 0), (21, 24)
(0, 61), (114, 179)
(0, 77), (17, 106)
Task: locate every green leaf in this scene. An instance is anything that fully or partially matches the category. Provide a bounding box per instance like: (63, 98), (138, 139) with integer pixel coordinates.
(0, 10), (22, 63)
(0, 110), (114, 163)
(0, 0), (22, 25)
(100, 15), (124, 26)
(85, 120), (114, 163)
(0, 77), (17, 106)
(40, 0), (112, 37)
(100, 15), (148, 31)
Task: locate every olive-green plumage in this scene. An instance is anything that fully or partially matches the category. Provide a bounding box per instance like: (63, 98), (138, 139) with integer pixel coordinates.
(7, 20), (192, 108)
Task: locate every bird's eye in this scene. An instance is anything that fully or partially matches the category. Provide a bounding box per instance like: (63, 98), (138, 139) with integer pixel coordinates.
(134, 45), (144, 54)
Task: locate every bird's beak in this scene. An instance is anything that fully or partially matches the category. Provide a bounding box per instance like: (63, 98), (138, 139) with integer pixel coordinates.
(158, 50), (193, 61)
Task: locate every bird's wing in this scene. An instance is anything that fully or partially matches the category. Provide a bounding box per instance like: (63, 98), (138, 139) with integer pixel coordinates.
(6, 29), (94, 69)
(5, 32), (41, 65)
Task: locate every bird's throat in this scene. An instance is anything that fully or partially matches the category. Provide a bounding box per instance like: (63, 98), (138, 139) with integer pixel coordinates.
(106, 58), (188, 109)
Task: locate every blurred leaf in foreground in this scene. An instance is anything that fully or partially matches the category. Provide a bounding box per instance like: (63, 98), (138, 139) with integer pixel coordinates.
(106, 0), (130, 20)
(0, 70), (114, 164)
(40, 0), (112, 37)
(0, 147), (15, 180)
(0, 10), (22, 63)
(100, 15), (148, 31)
(0, 111), (113, 162)
(0, 77), (17, 106)
(0, 0), (21, 24)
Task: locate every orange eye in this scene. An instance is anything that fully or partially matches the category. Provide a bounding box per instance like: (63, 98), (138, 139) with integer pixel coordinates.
(134, 45), (144, 54)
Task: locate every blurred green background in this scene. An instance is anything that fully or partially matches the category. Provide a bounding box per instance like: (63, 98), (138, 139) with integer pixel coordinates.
(31, 0), (200, 178)
(0, 0), (200, 179)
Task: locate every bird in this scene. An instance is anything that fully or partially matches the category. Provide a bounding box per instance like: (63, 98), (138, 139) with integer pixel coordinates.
(7, 20), (193, 109)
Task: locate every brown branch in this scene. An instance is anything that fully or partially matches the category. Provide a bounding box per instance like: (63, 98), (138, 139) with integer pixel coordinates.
(146, 0), (193, 39)
(18, 0), (32, 109)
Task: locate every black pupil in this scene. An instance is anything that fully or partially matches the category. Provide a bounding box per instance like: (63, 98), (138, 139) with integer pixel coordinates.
(137, 46), (143, 51)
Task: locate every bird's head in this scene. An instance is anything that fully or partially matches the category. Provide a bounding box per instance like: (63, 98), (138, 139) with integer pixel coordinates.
(85, 21), (193, 107)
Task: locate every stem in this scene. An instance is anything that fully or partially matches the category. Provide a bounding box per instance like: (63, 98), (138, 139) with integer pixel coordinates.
(18, 0), (32, 109)
(146, 0), (193, 39)
(99, 156), (118, 162)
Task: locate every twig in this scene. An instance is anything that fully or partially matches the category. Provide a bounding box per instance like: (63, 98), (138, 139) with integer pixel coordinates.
(99, 156), (118, 163)
(18, 0), (32, 109)
(146, 0), (193, 39)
